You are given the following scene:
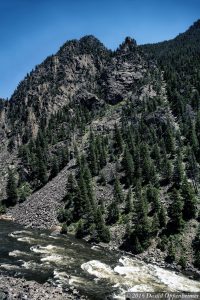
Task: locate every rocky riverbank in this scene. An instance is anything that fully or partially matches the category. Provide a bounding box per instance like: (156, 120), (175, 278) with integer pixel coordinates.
(0, 274), (87, 300)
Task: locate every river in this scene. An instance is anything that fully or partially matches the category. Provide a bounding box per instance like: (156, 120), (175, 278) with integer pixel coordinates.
(0, 220), (200, 299)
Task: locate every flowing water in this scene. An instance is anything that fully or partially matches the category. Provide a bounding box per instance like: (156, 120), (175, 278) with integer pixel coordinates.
(0, 220), (200, 299)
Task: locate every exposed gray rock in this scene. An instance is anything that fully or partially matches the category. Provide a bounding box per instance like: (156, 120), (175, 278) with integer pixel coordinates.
(8, 159), (76, 229)
(0, 274), (86, 300)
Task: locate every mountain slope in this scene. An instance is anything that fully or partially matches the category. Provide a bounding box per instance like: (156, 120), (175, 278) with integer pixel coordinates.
(0, 29), (199, 272)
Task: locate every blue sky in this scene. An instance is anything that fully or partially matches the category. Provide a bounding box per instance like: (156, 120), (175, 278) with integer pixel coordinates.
(0, 0), (199, 99)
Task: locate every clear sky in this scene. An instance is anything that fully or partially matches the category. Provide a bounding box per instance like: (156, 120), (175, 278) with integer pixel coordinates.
(0, 0), (199, 99)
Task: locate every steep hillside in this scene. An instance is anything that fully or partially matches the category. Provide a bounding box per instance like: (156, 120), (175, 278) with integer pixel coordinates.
(0, 29), (200, 273)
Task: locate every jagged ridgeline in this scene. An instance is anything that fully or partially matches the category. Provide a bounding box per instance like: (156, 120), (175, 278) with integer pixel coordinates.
(0, 24), (200, 269)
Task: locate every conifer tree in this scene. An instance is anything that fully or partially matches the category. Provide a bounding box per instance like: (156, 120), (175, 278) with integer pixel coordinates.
(51, 156), (59, 178)
(95, 207), (110, 243)
(6, 169), (18, 206)
(38, 160), (48, 185)
(84, 164), (97, 212)
(186, 146), (199, 190)
(123, 147), (134, 185)
(181, 177), (197, 220)
(173, 153), (184, 186)
(76, 219), (85, 238)
(113, 177), (124, 203)
(125, 188), (133, 214)
(166, 241), (176, 263)
(114, 124), (123, 153)
(107, 200), (119, 224)
(151, 213), (160, 235)
(146, 184), (160, 213)
(162, 157), (173, 183)
(169, 188), (184, 232)
(132, 235), (143, 254)
(165, 123), (176, 154)
(159, 204), (167, 228)
(88, 132), (98, 175)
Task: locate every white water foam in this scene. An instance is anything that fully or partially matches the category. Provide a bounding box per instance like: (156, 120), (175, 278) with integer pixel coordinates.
(81, 260), (114, 279)
(9, 250), (30, 257)
(0, 263), (20, 270)
(91, 245), (100, 251)
(30, 244), (63, 254)
(9, 230), (32, 238)
(153, 265), (200, 292)
(17, 237), (38, 244)
(81, 256), (200, 299)
(21, 260), (40, 270)
(41, 254), (64, 263)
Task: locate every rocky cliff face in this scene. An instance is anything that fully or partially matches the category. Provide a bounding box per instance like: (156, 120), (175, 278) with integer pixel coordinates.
(0, 35), (151, 198)
(6, 36), (149, 142)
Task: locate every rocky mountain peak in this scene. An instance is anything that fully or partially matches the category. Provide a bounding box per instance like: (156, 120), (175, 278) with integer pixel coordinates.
(118, 36), (137, 53)
(58, 35), (109, 58)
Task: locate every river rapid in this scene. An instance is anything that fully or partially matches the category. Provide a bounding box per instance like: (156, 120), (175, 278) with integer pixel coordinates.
(0, 220), (200, 299)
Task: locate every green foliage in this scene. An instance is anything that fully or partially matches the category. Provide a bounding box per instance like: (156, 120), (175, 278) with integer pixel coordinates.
(107, 200), (119, 225)
(122, 147), (134, 185)
(166, 241), (176, 263)
(113, 177), (124, 204)
(0, 203), (6, 214)
(179, 255), (187, 269)
(75, 219), (85, 239)
(157, 235), (168, 252)
(194, 251), (200, 269)
(181, 177), (197, 220)
(17, 182), (32, 203)
(168, 189), (184, 233)
(95, 208), (110, 243)
(193, 225), (200, 269)
(6, 169), (18, 206)
(125, 188), (133, 214)
(61, 223), (68, 234)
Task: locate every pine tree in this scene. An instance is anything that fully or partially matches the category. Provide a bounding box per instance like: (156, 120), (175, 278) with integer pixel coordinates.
(151, 213), (160, 235)
(123, 147), (134, 185)
(76, 219), (85, 238)
(114, 124), (123, 153)
(60, 147), (69, 168)
(146, 184), (160, 213)
(125, 188), (133, 214)
(181, 177), (197, 220)
(186, 146), (199, 191)
(84, 165), (97, 214)
(162, 157), (173, 183)
(142, 153), (152, 183)
(165, 123), (176, 154)
(51, 156), (59, 178)
(67, 173), (77, 195)
(169, 188), (184, 232)
(17, 182), (32, 203)
(88, 132), (98, 175)
(95, 207), (110, 243)
(113, 177), (124, 203)
(134, 193), (151, 248)
(38, 160), (48, 185)
(78, 173), (94, 225)
(159, 204), (167, 228)
(190, 124), (199, 156)
(6, 169), (18, 206)
(133, 236), (144, 254)
(173, 153), (184, 186)
(107, 200), (119, 224)
(166, 241), (176, 263)
(179, 254), (187, 269)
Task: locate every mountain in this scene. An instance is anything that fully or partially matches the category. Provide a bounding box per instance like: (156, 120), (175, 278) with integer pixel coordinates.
(0, 23), (200, 272)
